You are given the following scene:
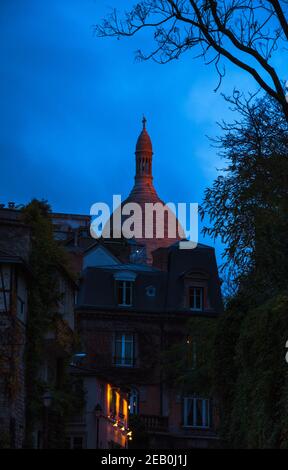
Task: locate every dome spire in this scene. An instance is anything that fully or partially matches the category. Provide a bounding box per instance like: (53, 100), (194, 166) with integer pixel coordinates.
(135, 116), (153, 180)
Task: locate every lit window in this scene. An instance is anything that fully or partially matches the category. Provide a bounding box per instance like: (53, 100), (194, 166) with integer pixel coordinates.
(117, 281), (133, 306)
(183, 397), (210, 428)
(109, 388), (117, 416)
(189, 287), (203, 311)
(114, 333), (134, 367)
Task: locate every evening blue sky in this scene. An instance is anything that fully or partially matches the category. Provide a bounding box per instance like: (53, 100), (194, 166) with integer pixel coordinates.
(1, 0), (284, 264)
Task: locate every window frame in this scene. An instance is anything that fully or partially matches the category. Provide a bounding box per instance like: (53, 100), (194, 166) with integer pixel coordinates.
(114, 333), (134, 368)
(183, 397), (210, 429)
(188, 286), (204, 312)
(117, 280), (133, 307)
(129, 388), (139, 415)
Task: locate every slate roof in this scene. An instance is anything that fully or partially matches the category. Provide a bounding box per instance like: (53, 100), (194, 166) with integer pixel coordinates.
(76, 242), (223, 316)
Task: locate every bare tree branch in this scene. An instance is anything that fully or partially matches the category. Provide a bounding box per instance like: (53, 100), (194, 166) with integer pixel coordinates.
(268, 0), (288, 41)
(95, 1), (288, 119)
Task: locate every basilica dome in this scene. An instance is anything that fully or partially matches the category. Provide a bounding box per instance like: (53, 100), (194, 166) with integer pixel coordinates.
(105, 117), (185, 263)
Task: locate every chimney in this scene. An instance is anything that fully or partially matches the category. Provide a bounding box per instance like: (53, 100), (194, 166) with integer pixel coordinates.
(152, 247), (169, 271)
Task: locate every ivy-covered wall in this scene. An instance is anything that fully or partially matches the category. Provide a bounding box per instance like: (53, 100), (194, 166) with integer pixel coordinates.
(215, 292), (288, 448)
(21, 200), (83, 448)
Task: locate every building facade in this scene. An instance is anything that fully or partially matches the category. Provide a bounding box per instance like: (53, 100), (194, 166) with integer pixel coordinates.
(0, 205), (130, 449)
(72, 121), (223, 448)
(0, 119), (223, 449)
(0, 208), (31, 448)
(66, 367), (130, 449)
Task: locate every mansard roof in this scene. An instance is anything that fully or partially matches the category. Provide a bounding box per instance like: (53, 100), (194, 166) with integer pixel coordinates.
(76, 241), (223, 316)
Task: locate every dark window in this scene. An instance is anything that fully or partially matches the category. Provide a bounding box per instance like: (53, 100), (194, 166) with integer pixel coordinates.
(117, 281), (133, 306)
(56, 358), (64, 389)
(119, 397), (125, 419)
(183, 397), (210, 428)
(114, 333), (134, 367)
(129, 389), (139, 415)
(189, 287), (203, 311)
(17, 296), (25, 317)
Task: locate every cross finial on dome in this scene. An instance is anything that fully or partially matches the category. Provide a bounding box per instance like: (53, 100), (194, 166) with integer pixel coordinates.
(142, 115), (147, 129)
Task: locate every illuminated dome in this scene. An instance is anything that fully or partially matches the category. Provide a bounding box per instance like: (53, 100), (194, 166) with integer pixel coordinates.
(105, 117), (185, 263)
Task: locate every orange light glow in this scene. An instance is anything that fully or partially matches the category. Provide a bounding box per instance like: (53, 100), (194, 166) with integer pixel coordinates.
(123, 398), (128, 424)
(116, 390), (120, 416)
(106, 384), (111, 415)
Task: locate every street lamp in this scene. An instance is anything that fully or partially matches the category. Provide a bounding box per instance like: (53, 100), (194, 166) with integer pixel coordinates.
(42, 390), (52, 449)
(94, 404), (102, 449)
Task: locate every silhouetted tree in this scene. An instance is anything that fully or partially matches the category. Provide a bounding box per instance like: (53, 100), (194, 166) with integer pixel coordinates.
(200, 92), (288, 299)
(95, 1), (288, 120)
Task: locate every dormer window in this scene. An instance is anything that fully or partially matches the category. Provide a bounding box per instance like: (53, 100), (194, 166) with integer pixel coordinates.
(114, 271), (137, 307)
(189, 287), (203, 311)
(118, 281), (133, 307)
(183, 271), (210, 313)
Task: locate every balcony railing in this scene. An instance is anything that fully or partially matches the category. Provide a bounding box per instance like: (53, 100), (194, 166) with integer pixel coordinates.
(140, 415), (169, 433)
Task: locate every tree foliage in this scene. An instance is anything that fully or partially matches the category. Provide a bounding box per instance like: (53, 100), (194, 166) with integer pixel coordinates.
(215, 291), (288, 448)
(200, 93), (288, 297)
(95, 0), (288, 119)
(163, 317), (217, 395)
(22, 200), (82, 448)
(203, 95), (288, 447)
(163, 93), (288, 447)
